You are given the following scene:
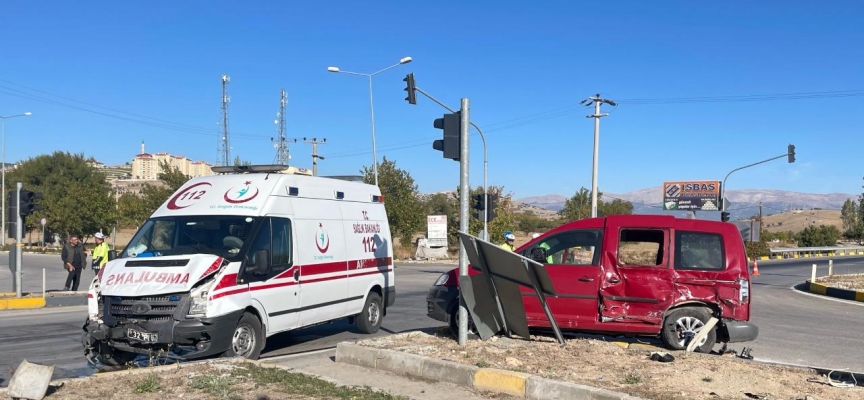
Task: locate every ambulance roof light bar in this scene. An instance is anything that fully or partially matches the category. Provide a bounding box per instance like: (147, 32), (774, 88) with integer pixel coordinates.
(211, 164), (312, 175)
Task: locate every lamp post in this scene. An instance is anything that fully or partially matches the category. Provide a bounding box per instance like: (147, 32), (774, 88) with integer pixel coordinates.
(1, 112), (32, 247)
(720, 145), (796, 221)
(327, 56), (413, 186)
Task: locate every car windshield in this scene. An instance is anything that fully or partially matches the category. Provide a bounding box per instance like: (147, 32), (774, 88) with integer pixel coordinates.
(120, 215), (259, 262)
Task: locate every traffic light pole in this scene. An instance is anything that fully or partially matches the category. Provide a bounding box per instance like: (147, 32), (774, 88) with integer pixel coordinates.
(457, 98), (470, 346)
(15, 182), (22, 297)
(414, 86), (489, 240)
(720, 150), (794, 212)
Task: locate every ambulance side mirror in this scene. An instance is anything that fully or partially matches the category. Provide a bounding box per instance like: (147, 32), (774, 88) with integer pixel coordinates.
(251, 249), (270, 275)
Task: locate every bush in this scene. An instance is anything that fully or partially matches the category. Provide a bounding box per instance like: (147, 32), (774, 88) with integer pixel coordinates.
(744, 241), (770, 259)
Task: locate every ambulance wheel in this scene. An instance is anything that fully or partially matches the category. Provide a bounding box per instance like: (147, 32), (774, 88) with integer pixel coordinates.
(225, 313), (264, 359)
(356, 292), (383, 334)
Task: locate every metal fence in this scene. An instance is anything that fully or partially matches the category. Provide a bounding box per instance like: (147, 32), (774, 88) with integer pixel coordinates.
(758, 245), (864, 261)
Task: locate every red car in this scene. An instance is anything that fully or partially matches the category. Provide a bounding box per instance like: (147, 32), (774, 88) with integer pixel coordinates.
(426, 215), (758, 352)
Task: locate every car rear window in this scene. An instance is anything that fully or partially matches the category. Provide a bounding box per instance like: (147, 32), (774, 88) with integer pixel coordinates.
(675, 231), (725, 271)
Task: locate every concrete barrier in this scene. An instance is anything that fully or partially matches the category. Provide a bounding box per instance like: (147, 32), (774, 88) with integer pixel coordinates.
(807, 279), (864, 303)
(334, 342), (643, 400)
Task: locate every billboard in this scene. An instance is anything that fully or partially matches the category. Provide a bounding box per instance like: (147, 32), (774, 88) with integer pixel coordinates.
(427, 215), (448, 247)
(663, 181), (721, 211)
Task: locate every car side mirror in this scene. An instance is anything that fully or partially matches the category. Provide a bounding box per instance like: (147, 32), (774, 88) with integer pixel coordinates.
(251, 249), (270, 275)
(530, 247), (548, 263)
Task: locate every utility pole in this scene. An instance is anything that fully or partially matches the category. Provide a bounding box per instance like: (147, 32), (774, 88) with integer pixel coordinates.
(581, 94), (616, 218)
(759, 201), (763, 238)
(272, 88), (294, 165)
(303, 137), (326, 176)
(457, 98), (470, 346)
(219, 74), (231, 166)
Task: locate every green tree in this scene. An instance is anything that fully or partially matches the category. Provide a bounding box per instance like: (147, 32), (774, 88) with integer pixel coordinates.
(841, 198), (860, 238)
(233, 156), (251, 166)
(361, 157), (424, 244)
(797, 224), (841, 247)
(5, 151), (116, 240)
(559, 187), (634, 222)
(116, 193), (149, 229)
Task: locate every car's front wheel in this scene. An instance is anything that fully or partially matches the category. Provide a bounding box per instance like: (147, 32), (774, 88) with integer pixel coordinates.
(224, 312), (264, 359)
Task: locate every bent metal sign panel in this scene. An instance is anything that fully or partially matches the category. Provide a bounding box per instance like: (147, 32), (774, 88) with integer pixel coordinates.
(663, 181), (721, 211)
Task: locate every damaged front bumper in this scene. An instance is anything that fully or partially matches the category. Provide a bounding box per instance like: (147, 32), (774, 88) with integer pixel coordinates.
(82, 309), (243, 366)
(721, 320), (759, 343)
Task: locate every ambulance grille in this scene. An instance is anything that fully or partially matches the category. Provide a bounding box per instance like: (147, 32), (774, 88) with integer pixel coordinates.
(104, 294), (186, 324)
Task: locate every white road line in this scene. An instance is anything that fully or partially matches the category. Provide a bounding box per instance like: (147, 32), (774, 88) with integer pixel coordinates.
(789, 286), (864, 307)
(261, 347), (337, 362)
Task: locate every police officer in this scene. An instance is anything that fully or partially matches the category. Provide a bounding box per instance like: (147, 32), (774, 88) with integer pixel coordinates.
(91, 232), (110, 273)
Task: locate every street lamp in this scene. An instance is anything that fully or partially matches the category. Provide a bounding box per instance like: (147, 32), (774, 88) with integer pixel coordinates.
(1, 112), (32, 247)
(327, 56), (413, 186)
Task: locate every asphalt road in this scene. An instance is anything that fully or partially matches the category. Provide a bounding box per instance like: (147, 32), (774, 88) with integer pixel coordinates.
(747, 257), (864, 371)
(0, 260), (456, 387)
(1, 255), (863, 388)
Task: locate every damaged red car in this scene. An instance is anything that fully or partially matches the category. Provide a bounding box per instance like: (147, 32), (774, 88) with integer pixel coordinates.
(426, 215), (758, 352)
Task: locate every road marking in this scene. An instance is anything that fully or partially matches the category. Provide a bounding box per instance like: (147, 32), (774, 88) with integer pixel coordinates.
(789, 286), (864, 307)
(261, 346), (338, 362)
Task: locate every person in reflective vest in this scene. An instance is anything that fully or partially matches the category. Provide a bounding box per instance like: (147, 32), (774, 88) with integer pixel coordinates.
(91, 232), (110, 272)
(500, 231), (516, 251)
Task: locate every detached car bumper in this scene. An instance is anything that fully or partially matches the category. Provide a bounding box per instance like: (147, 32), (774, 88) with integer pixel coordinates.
(723, 320), (759, 343)
(426, 284), (459, 323)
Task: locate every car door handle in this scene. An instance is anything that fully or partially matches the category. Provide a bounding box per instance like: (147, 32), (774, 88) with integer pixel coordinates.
(607, 277), (621, 284)
(293, 269), (300, 281)
(578, 277), (594, 282)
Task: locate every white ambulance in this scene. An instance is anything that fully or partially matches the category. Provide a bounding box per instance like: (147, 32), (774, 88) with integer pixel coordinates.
(83, 165), (395, 365)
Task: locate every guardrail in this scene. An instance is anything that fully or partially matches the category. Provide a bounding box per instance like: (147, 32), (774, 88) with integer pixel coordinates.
(756, 245), (864, 261)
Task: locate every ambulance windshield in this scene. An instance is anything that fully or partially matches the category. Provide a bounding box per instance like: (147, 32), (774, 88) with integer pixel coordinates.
(120, 215), (259, 262)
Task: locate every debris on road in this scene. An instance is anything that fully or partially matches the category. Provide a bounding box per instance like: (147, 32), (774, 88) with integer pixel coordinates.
(358, 330), (864, 400)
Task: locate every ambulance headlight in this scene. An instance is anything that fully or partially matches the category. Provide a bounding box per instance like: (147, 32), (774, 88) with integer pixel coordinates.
(187, 280), (216, 317)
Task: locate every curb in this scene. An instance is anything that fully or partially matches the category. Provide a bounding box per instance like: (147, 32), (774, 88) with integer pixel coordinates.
(0, 294), (88, 311)
(0, 297), (46, 310)
(334, 341), (643, 400)
(807, 279), (864, 303)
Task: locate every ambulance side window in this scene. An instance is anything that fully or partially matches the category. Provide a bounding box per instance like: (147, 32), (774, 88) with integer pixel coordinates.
(270, 218), (292, 272)
(247, 219), (271, 271)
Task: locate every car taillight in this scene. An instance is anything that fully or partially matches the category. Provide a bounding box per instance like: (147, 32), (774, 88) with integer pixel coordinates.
(739, 277), (750, 302)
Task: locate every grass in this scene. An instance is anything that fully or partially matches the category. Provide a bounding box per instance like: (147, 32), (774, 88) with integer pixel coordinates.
(133, 373), (161, 393)
(189, 374), (239, 400)
(232, 362), (409, 400)
(623, 372), (642, 385)
(475, 360), (492, 368)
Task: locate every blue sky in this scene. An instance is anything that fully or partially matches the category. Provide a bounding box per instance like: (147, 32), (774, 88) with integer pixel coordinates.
(1, 1), (862, 200)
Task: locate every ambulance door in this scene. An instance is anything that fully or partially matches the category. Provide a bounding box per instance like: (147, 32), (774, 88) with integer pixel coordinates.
(297, 211), (349, 327)
(243, 217), (301, 332)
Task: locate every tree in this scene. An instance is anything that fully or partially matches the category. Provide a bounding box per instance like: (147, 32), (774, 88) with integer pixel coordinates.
(841, 198), (860, 238)
(116, 193), (149, 229)
(361, 157), (424, 244)
(233, 156), (251, 167)
(797, 224), (841, 247)
(559, 187), (634, 222)
(5, 151), (116, 240)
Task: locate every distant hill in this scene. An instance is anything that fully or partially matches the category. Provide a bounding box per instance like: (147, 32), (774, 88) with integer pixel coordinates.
(517, 187), (858, 222)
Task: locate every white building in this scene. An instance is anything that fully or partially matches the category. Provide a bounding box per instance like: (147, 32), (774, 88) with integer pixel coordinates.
(131, 142), (215, 180)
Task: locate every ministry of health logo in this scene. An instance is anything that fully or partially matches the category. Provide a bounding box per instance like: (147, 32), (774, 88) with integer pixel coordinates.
(224, 180), (260, 204)
(315, 223), (330, 253)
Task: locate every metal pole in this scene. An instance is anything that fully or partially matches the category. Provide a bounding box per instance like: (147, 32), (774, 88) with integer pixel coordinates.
(457, 98), (471, 346)
(2, 118), (5, 247)
(15, 182), (22, 297)
(312, 141), (318, 176)
(720, 153), (789, 211)
(590, 99), (600, 218)
(368, 75), (378, 186)
(468, 122), (488, 241)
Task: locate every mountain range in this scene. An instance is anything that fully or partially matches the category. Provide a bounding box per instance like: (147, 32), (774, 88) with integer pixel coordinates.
(516, 187), (859, 222)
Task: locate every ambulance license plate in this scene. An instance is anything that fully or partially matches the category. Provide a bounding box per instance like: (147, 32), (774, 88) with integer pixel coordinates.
(127, 328), (158, 343)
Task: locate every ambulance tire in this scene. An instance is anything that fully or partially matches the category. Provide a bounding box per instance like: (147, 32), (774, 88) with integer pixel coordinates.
(225, 313), (264, 360)
(356, 292), (383, 334)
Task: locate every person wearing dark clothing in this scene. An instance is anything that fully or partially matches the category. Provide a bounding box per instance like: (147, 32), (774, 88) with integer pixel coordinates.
(62, 235), (89, 291)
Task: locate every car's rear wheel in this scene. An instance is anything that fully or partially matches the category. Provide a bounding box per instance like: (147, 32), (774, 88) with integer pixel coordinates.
(661, 307), (716, 352)
(357, 292), (383, 334)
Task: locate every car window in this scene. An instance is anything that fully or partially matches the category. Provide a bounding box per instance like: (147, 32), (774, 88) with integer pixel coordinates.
(524, 229), (603, 265)
(271, 218), (293, 268)
(618, 229), (667, 267)
(675, 231), (725, 271)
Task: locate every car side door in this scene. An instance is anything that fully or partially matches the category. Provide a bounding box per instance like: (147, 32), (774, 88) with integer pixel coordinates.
(519, 228), (603, 329)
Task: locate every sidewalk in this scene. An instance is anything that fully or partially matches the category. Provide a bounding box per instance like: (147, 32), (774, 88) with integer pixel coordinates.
(262, 349), (509, 400)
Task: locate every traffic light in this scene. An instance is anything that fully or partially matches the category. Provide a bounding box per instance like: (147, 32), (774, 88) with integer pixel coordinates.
(7, 190), (17, 238)
(19, 188), (43, 217)
(432, 112), (461, 161)
(721, 211), (731, 222)
(787, 144), (795, 163)
(487, 195), (498, 221)
(403, 73), (417, 105)
(472, 194), (485, 220)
